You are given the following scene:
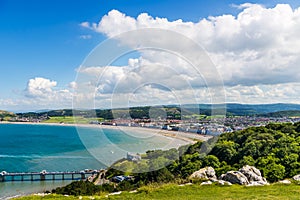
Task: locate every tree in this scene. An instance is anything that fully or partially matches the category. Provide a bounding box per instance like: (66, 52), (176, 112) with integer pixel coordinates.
(210, 141), (238, 164)
(264, 163), (285, 182)
(201, 155), (220, 168)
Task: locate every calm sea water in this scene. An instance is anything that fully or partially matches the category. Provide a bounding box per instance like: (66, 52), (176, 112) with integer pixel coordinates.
(0, 124), (188, 198)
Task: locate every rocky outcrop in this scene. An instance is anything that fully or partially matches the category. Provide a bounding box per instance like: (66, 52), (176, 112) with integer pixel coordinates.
(219, 171), (249, 185)
(190, 165), (269, 186)
(189, 167), (217, 180)
(219, 165), (268, 186)
(239, 165), (268, 186)
(239, 165), (263, 182)
(293, 174), (300, 181)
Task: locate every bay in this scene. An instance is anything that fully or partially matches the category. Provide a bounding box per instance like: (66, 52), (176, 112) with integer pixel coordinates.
(0, 123), (189, 198)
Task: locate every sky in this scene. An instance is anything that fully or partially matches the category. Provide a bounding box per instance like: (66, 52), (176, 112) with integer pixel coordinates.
(1, 0), (300, 112)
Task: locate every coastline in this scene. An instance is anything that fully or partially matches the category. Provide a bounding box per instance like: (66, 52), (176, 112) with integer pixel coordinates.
(0, 121), (212, 145)
(0, 121), (211, 199)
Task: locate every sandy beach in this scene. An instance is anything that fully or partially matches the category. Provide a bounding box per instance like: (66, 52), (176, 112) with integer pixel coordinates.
(1, 121), (212, 145)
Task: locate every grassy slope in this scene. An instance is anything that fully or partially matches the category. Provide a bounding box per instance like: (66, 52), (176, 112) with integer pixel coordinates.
(42, 117), (102, 124)
(17, 183), (300, 200)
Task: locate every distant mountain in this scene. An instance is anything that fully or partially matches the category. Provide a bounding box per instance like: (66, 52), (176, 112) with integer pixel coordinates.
(225, 103), (300, 116)
(181, 103), (300, 116)
(15, 103), (300, 119)
(35, 109), (52, 113)
(256, 110), (300, 117)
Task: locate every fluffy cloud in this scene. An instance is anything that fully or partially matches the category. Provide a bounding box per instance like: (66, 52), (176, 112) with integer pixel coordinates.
(77, 4), (300, 106)
(81, 4), (300, 85)
(16, 77), (73, 110)
(25, 77), (57, 98)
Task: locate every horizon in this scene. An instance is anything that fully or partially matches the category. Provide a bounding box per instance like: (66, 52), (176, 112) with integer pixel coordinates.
(1, 0), (300, 111)
(4, 102), (300, 113)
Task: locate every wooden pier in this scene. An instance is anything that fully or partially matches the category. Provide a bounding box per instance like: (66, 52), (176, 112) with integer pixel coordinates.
(0, 170), (100, 182)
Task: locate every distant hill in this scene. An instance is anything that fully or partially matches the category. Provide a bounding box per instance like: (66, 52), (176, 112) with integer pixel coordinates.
(0, 110), (16, 120)
(225, 103), (300, 115)
(256, 110), (300, 117)
(176, 103), (300, 116)
(14, 103), (300, 119)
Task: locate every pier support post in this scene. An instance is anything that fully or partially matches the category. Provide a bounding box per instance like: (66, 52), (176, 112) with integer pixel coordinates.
(21, 175), (24, 181)
(31, 174), (33, 181)
(62, 174), (64, 180)
(81, 173), (85, 180)
(40, 174), (46, 181)
(72, 174), (74, 180)
(0, 175), (5, 182)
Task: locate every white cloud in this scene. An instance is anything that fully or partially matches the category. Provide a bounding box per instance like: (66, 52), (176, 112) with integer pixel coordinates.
(80, 22), (91, 28)
(79, 34), (92, 39)
(75, 4), (300, 106)
(25, 77), (57, 98)
(5, 77), (74, 110)
(82, 5), (300, 87)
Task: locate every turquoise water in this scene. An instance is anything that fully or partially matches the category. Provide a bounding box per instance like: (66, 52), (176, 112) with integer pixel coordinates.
(0, 124), (187, 198)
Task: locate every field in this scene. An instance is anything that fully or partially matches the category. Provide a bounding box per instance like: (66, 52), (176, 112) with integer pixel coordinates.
(17, 183), (300, 200)
(42, 117), (103, 124)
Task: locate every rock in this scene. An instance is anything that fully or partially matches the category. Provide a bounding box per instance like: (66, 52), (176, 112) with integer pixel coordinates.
(220, 171), (249, 185)
(200, 181), (212, 185)
(239, 165), (268, 186)
(247, 181), (270, 186)
(278, 179), (291, 184)
(178, 183), (192, 187)
(216, 180), (232, 186)
(293, 174), (300, 181)
(209, 178), (219, 182)
(189, 167), (217, 180)
(206, 167), (216, 179)
(239, 165), (263, 182)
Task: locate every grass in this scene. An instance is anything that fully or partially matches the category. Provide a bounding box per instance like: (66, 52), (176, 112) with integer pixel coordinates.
(42, 117), (103, 124)
(16, 183), (300, 200)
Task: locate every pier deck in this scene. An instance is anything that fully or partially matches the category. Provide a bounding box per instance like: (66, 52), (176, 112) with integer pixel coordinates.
(0, 170), (102, 182)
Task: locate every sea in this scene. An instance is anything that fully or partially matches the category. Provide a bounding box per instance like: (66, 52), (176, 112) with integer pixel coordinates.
(0, 123), (189, 199)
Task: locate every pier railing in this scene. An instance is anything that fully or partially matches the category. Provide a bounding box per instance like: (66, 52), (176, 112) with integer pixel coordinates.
(0, 170), (101, 182)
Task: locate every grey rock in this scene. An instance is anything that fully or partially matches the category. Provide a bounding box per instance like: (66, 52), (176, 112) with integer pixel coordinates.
(278, 179), (291, 184)
(200, 181), (212, 185)
(189, 167), (217, 180)
(239, 165), (268, 186)
(216, 180), (232, 186)
(239, 165), (263, 182)
(293, 174), (300, 181)
(219, 171), (249, 185)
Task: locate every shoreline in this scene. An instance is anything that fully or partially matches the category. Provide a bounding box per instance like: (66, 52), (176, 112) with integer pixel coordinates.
(0, 121), (211, 199)
(0, 121), (212, 145)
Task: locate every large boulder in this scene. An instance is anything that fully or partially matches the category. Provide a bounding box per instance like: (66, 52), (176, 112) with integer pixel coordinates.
(293, 174), (300, 181)
(219, 171), (249, 185)
(189, 167), (217, 180)
(220, 166), (268, 186)
(239, 165), (267, 184)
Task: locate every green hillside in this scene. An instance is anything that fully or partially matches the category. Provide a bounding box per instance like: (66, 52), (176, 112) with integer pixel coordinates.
(0, 110), (16, 121)
(16, 184), (300, 200)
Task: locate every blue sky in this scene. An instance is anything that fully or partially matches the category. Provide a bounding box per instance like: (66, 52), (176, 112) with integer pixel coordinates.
(1, 0), (300, 111)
